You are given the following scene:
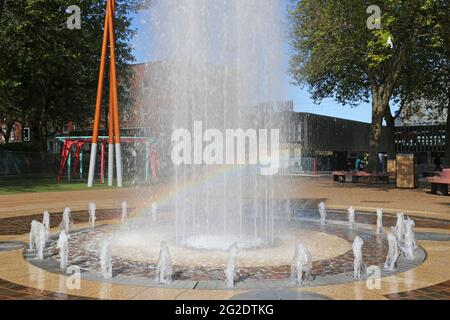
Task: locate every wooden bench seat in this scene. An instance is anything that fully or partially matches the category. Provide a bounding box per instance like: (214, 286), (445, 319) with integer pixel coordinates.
(332, 171), (393, 184)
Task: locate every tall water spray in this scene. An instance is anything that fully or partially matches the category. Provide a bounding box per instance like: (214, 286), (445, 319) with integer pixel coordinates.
(138, 0), (287, 250)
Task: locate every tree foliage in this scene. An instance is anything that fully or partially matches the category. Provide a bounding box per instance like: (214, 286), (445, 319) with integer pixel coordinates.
(289, 0), (449, 170)
(0, 0), (143, 149)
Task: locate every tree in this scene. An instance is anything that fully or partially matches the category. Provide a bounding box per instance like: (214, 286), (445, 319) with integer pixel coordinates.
(0, 0), (144, 151)
(393, 1), (449, 166)
(289, 0), (447, 171)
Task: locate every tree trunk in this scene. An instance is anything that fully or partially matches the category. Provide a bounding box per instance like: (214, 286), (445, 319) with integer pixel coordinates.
(446, 102), (450, 168)
(0, 121), (14, 143)
(385, 108), (396, 160)
(368, 92), (386, 172)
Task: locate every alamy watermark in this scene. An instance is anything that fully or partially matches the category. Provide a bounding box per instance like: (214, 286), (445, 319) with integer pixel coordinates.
(66, 5), (81, 30)
(171, 121), (280, 176)
(366, 265), (381, 290)
(65, 265), (81, 290)
(367, 5), (381, 30)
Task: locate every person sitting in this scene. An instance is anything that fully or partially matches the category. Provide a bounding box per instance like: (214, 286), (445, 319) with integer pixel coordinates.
(355, 158), (361, 172)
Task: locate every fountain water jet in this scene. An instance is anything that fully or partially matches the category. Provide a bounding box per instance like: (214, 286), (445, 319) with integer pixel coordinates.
(352, 236), (365, 279)
(155, 241), (173, 284)
(100, 240), (113, 279)
(376, 208), (383, 234)
(348, 207), (355, 230)
(60, 208), (71, 233)
(121, 201), (128, 222)
(384, 232), (399, 271)
(225, 243), (239, 288)
(290, 243), (312, 286)
(29, 220), (46, 260)
(57, 230), (70, 271)
(136, 0), (286, 250)
(42, 211), (50, 241)
(400, 218), (417, 260)
(318, 202), (326, 225)
(394, 212), (405, 240)
(89, 202), (96, 229)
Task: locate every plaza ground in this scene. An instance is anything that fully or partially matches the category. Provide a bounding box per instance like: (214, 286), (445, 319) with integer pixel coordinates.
(0, 176), (449, 300)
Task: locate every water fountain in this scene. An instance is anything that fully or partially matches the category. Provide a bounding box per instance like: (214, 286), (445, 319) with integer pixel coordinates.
(121, 201), (128, 222)
(29, 220), (46, 260)
(376, 208), (383, 234)
(134, 0), (286, 251)
(384, 232), (399, 271)
(22, 1), (430, 293)
(400, 218), (417, 260)
(42, 211), (50, 241)
(57, 230), (70, 271)
(352, 236), (365, 279)
(155, 241), (173, 284)
(100, 240), (113, 279)
(225, 243), (239, 288)
(89, 202), (96, 229)
(60, 207), (71, 233)
(348, 207), (355, 230)
(318, 202), (326, 225)
(290, 243), (312, 286)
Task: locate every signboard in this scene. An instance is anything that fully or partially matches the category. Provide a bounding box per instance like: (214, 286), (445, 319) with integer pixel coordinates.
(23, 128), (31, 142)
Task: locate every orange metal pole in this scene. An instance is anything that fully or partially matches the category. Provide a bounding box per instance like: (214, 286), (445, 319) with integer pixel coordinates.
(88, 0), (111, 187)
(93, 0), (111, 145)
(108, 74), (114, 143)
(107, 0), (123, 187)
(108, 0), (120, 144)
(109, 0), (115, 144)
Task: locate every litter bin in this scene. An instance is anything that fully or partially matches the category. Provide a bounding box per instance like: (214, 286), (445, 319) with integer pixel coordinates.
(396, 154), (418, 189)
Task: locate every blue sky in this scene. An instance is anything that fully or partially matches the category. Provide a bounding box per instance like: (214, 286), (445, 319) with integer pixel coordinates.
(129, 4), (373, 124)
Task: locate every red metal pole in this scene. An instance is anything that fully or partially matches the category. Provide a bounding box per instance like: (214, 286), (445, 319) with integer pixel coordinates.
(314, 158), (317, 176)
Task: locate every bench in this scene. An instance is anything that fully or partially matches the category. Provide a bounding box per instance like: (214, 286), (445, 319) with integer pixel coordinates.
(427, 169), (450, 195)
(423, 171), (441, 178)
(352, 171), (390, 184)
(332, 171), (394, 184)
(332, 171), (347, 182)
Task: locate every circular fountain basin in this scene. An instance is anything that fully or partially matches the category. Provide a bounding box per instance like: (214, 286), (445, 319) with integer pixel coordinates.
(107, 226), (350, 268)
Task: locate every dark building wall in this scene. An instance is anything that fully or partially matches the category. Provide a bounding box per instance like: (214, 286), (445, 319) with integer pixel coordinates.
(272, 112), (389, 156)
